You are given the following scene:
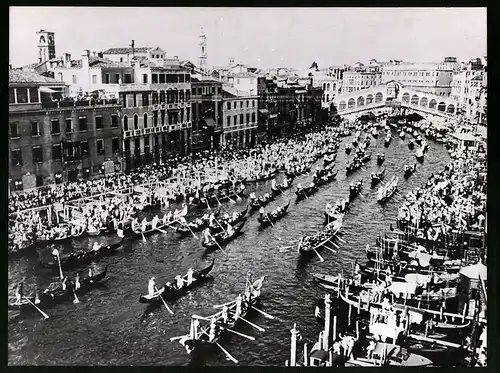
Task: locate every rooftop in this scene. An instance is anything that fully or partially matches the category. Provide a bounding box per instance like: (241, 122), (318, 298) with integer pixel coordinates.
(103, 47), (153, 54)
(9, 69), (66, 85)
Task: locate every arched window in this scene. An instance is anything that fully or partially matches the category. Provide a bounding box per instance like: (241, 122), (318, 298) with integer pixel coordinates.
(366, 94), (374, 104)
(348, 98), (356, 109)
(420, 97), (428, 107)
(402, 93), (410, 103)
(326, 94), (330, 102)
(357, 96), (365, 106)
(375, 92), (383, 103)
(123, 115), (129, 131)
(437, 102), (446, 112)
(447, 104), (455, 114)
(429, 99), (437, 109)
(134, 114), (139, 130)
(327, 83), (330, 90)
(411, 95), (419, 106)
(144, 113), (148, 128)
(339, 101), (347, 111)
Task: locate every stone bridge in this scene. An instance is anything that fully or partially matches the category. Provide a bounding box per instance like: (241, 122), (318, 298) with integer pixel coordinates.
(332, 80), (457, 120)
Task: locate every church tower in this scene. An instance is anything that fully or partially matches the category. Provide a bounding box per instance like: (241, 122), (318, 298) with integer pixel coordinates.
(199, 27), (207, 75)
(37, 29), (56, 62)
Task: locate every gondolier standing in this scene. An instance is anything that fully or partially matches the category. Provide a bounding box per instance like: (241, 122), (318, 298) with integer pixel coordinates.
(148, 277), (157, 295)
(15, 281), (24, 305)
(187, 268), (194, 285)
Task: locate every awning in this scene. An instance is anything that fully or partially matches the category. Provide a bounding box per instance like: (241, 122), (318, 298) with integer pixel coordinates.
(39, 87), (60, 94)
(203, 117), (216, 127)
(259, 109), (269, 115)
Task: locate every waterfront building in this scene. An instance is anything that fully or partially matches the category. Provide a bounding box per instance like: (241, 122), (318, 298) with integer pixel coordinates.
(380, 57), (461, 96)
(341, 61), (382, 94)
(9, 68), (122, 192)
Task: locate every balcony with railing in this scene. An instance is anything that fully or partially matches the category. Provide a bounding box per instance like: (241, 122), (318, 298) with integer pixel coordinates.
(118, 82), (190, 92)
(123, 121), (192, 139)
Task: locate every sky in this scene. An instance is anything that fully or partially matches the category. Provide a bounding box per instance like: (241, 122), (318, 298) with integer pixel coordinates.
(10, 7), (487, 70)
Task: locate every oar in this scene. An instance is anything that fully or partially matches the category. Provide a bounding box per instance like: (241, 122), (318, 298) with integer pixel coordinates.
(216, 342), (238, 364)
(251, 306), (275, 320)
(232, 189), (242, 202)
(335, 236), (347, 244)
(208, 232), (227, 253)
(237, 316), (265, 332)
(206, 196), (212, 210)
(159, 294), (174, 315)
(155, 227), (168, 234)
(141, 231), (146, 242)
(328, 240), (340, 249)
(214, 194), (222, 206)
(322, 245), (337, 254)
(193, 314), (211, 321)
(23, 296), (49, 319)
(279, 245), (294, 250)
(213, 300), (237, 309)
(313, 248), (325, 262)
(170, 335), (188, 342)
(225, 328), (255, 341)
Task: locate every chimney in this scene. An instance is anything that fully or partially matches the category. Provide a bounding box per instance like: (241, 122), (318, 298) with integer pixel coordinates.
(82, 50), (89, 69)
(64, 53), (71, 68)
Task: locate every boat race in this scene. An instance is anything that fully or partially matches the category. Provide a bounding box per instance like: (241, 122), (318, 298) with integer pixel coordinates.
(9, 7), (487, 367)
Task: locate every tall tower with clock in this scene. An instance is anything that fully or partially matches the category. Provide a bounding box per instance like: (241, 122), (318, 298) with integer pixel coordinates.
(37, 29), (56, 62)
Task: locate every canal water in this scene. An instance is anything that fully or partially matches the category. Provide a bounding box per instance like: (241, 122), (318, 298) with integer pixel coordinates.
(8, 129), (450, 366)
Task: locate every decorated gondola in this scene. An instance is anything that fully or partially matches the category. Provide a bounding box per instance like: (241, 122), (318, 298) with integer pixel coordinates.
(404, 164), (417, 179)
(247, 169), (278, 183)
(298, 220), (343, 257)
(377, 176), (399, 203)
(371, 169), (386, 188)
(257, 201), (290, 227)
(9, 265), (109, 312)
(285, 166), (311, 179)
(175, 207), (222, 236)
(377, 153), (385, 166)
(40, 239), (124, 270)
(249, 192), (276, 212)
(193, 186), (246, 209)
(201, 221), (245, 252)
(139, 260), (215, 304)
(349, 180), (363, 200)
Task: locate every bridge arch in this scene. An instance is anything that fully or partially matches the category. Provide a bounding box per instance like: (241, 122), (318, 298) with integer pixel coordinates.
(437, 101), (446, 112)
(411, 94), (419, 106)
(339, 101), (347, 111)
(357, 96), (365, 107)
(447, 103), (455, 114)
(366, 94), (374, 105)
(429, 99), (437, 110)
(348, 98), (356, 109)
(402, 93), (410, 104)
(375, 92), (383, 103)
(420, 97), (428, 107)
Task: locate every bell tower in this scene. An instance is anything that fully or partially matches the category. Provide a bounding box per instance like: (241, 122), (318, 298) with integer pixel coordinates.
(199, 27), (207, 75)
(37, 29), (56, 63)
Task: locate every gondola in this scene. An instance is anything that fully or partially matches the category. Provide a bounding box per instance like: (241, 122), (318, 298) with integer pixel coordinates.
(362, 153), (372, 163)
(36, 229), (74, 244)
(178, 276), (265, 355)
(323, 154), (337, 168)
(345, 144), (352, 155)
(209, 206), (248, 234)
(323, 210), (344, 225)
(40, 239), (124, 270)
(285, 166), (311, 180)
(139, 260), (215, 304)
(9, 265), (109, 312)
(295, 184), (318, 202)
(202, 221), (245, 252)
(384, 136), (392, 147)
(404, 164), (417, 179)
(249, 193), (276, 212)
(298, 220), (342, 257)
(316, 170), (338, 187)
(193, 188), (246, 209)
(377, 153), (385, 166)
(349, 180), (363, 200)
(408, 140), (415, 150)
(247, 169), (278, 183)
(377, 176), (399, 203)
(257, 201), (290, 228)
(175, 207), (222, 236)
(371, 169), (386, 188)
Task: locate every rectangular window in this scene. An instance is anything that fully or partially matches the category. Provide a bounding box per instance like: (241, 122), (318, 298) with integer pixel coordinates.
(234, 115), (238, 125)
(233, 102), (237, 110)
(124, 74), (132, 83)
(142, 93), (149, 106)
(115, 74), (120, 83)
(112, 137), (120, 153)
(143, 74), (148, 84)
(32, 146), (43, 163)
(10, 122), (19, 138)
(159, 74), (166, 84)
(240, 101), (243, 109)
(97, 139), (105, 155)
(105, 74), (110, 84)
(96, 116), (104, 130)
(251, 112), (256, 123)
(52, 144), (62, 160)
(9, 88), (15, 103)
(152, 92), (159, 105)
(246, 100), (249, 108)
(29, 88), (39, 103)
(79, 117), (87, 131)
(152, 74), (158, 84)
(240, 114), (244, 124)
(227, 116), (231, 126)
(253, 100), (255, 108)
(227, 102), (231, 110)
(72, 75), (77, 84)
(31, 121), (40, 136)
(51, 119), (60, 134)
(65, 118), (72, 133)
(185, 74), (191, 82)
(17, 88), (28, 103)
(81, 141), (89, 156)
(246, 113), (250, 124)
(92, 75), (97, 84)
(111, 115), (118, 128)
(186, 108), (190, 122)
(11, 149), (22, 167)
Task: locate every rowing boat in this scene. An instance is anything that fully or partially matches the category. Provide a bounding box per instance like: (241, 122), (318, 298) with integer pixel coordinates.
(257, 201), (290, 228)
(202, 221), (246, 252)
